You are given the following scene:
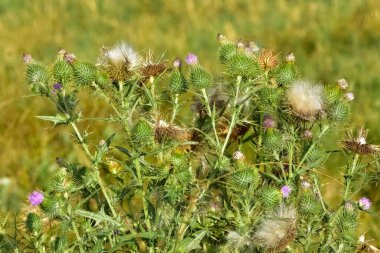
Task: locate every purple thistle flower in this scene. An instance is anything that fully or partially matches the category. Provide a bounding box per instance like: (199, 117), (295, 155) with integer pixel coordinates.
(281, 185), (292, 198)
(28, 191), (44, 206)
(173, 58), (182, 68)
(22, 54), (33, 64)
(358, 197), (371, 210)
(185, 53), (198, 65)
(52, 83), (63, 94)
(263, 115), (275, 129)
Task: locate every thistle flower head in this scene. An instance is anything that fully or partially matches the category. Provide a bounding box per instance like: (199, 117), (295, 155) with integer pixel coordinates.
(285, 53), (295, 62)
(358, 197), (371, 210)
(263, 115), (276, 129)
(253, 205), (297, 251)
(104, 42), (140, 68)
(286, 80), (324, 121)
(233, 150), (244, 160)
(22, 54), (33, 64)
(258, 49), (279, 70)
(301, 180), (311, 189)
(303, 130), (313, 139)
(216, 33), (226, 43)
(185, 53), (198, 65)
(345, 92), (355, 102)
(342, 127), (380, 155)
(281, 185), (292, 198)
(344, 201), (354, 211)
(63, 52), (76, 64)
(154, 119), (190, 143)
(28, 191), (44, 206)
(338, 78), (349, 90)
(173, 58), (182, 68)
(140, 51), (167, 78)
(52, 83), (63, 94)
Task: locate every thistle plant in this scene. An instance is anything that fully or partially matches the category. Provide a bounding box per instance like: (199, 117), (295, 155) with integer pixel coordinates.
(2, 35), (380, 252)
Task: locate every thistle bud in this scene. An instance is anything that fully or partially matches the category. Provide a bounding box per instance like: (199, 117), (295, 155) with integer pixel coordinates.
(218, 43), (236, 64)
(41, 196), (62, 217)
(53, 59), (73, 83)
(131, 120), (153, 145)
(72, 62), (97, 86)
(259, 186), (281, 210)
(25, 213), (41, 233)
(190, 66), (212, 89)
(263, 115), (275, 129)
(226, 53), (259, 78)
(169, 68), (187, 93)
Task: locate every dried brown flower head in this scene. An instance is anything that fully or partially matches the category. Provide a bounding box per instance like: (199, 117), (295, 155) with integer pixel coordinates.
(342, 127), (380, 155)
(258, 49), (279, 70)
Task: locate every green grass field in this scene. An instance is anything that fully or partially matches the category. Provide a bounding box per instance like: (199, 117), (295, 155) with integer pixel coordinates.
(1, 0), (380, 243)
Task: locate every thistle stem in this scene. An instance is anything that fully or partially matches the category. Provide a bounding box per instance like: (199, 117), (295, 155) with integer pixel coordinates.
(343, 154), (359, 201)
(170, 93), (179, 123)
(219, 76), (241, 158)
(133, 159), (152, 232)
(201, 88), (220, 147)
(71, 220), (85, 253)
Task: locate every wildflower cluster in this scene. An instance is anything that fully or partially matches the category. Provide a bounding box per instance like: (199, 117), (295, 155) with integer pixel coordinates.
(1, 35), (379, 252)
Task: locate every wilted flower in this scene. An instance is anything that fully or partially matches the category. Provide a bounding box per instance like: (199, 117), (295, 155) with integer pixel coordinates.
(154, 119), (191, 143)
(233, 150), (244, 160)
(286, 80), (324, 121)
(258, 49), (279, 70)
(140, 51), (167, 79)
(253, 205), (297, 251)
(185, 53), (198, 65)
(28, 191), (44, 206)
(358, 197), (371, 210)
(342, 127), (380, 155)
(337, 78), (348, 90)
(345, 92), (354, 101)
(281, 185), (292, 198)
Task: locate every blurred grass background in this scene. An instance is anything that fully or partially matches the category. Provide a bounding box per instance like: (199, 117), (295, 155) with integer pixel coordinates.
(1, 0), (380, 242)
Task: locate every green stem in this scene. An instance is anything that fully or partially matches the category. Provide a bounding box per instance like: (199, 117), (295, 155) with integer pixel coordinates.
(94, 169), (117, 218)
(312, 174), (327, 212)
(296, 125), (330, 171)
(288, 143), (294, 180)
(133, 159), (152, 231)
(92, 82), (123, 120)
(343, 154), (359, 201)
(71, 220), (85, 253)
(173, 184), (208, 252)
(201, 88), (220, 147)
(219, 76), (241, 158)
(170, 93), (179, 123)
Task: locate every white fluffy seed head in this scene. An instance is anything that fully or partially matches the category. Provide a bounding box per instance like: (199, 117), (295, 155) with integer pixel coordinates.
(253, 205), (297, 250)
(286, 80), (324, 120)
(100, 42), (141, 69)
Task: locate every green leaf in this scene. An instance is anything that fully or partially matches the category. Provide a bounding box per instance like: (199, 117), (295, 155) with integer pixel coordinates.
(36, 114), (69, 125)
(75, 209), (122, 226)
